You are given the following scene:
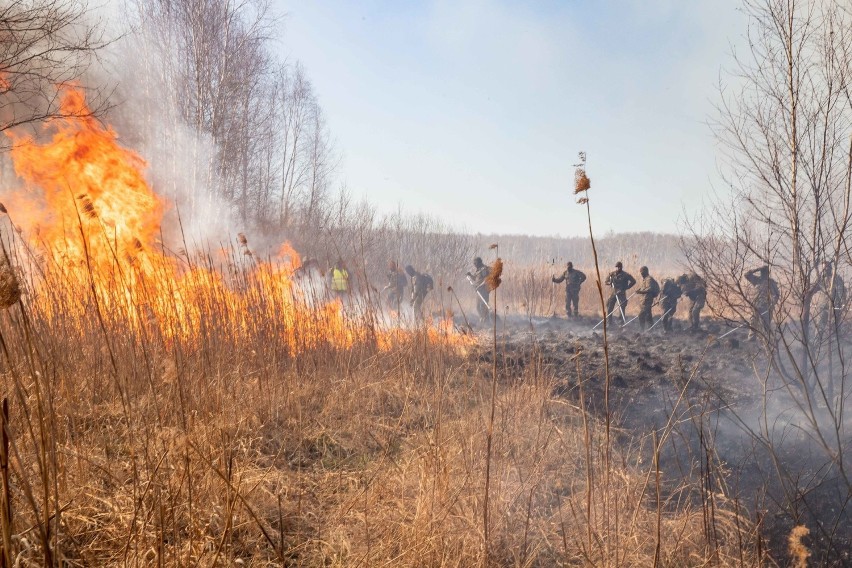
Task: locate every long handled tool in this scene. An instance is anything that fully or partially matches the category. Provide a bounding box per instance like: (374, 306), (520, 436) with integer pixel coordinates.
(717, 325), (743, 340)
(717, 309), (769, 340)
(644, 307), (673, 333)
(591, 291), (635, 330)
(626, 296), (664, 328)
(616, 294), (628, 323)
(466, 274), (491, 310)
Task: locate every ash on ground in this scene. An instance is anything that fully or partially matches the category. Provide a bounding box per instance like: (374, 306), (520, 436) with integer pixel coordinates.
(465, 314), (852, 567)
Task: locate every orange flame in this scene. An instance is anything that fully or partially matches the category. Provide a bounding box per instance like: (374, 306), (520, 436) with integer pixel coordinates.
(3, 87), (474, 354)
(7, 88), (165, 283)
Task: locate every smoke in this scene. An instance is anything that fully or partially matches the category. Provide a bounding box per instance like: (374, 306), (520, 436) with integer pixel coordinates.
(0, 1), (246, 256)
(91, 5), (241, 251)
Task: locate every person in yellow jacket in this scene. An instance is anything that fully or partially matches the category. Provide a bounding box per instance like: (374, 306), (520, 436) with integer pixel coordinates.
(329, 259), (350, 300)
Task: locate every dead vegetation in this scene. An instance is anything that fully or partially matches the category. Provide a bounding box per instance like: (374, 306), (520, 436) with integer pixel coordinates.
(0, 234), (761, 566)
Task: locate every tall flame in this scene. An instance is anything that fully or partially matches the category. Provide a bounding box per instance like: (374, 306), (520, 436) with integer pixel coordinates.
(3, 87), (473, 354)
(8, 89), (165, 282)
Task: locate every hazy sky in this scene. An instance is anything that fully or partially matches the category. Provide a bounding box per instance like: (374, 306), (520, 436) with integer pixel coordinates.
(274, 0), (746, 237)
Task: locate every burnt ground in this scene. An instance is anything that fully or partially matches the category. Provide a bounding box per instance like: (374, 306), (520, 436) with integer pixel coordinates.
(465, 314), (852, 567)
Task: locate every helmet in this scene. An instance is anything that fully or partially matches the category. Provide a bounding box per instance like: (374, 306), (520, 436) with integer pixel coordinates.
(567, 261), (573, 269)
(640, 265), (648, 276)
(615, 261), (623, 269)
(474, 257), (483, 267)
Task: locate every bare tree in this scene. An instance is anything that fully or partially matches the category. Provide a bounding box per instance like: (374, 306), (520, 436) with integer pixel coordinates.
(684, 0), (852, 560)
(273, 63), (311, 227)
(0, 0), (105, 147)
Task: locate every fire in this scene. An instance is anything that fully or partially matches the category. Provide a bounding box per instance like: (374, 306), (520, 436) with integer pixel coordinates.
(7, 88), (165, 284)
(2, 87), (474, 354)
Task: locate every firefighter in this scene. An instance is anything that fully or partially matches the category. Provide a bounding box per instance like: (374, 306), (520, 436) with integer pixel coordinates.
(658, 277), (682, 332)
(329, 259), (350, 300)
(744, 265), (779, 339)
(677, 273), (707, 332)
(382, 261), (408, 310)
(810, 260), (845, 341)
(552, 261), (586, 317)
(406, 265), (434, 321)
(635, 266), (659, 331)
(467, 257), (491, 322)
(605, 261), (636, 325)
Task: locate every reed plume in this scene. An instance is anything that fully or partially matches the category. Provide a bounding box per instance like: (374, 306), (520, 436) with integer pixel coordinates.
(788, 525), (810, 568)
(486, 258), (503, 291)
(574, 169), (591, 193)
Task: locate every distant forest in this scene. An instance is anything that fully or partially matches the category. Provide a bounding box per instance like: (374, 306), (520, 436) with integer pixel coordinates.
(475, 232), (686, 274)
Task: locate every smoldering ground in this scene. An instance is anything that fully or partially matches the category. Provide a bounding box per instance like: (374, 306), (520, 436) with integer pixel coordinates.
(466, 314), (852, 566)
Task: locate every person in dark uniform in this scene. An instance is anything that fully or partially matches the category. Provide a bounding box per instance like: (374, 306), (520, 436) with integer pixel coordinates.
(552, 261), (587, 317)
(605, 261), (636, 325)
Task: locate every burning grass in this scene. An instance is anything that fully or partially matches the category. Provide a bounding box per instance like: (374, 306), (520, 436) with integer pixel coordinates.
(0, 87), (760, 565)
(0, 297), (760, 565)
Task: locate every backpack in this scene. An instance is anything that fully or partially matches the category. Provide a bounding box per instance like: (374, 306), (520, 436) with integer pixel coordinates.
(649, 277), (660, 297)
(662, 280), (681, 300)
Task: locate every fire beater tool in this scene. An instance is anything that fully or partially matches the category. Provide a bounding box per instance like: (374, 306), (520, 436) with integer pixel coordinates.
(591, 291), (635, 330)
(466, 274), (491, 310)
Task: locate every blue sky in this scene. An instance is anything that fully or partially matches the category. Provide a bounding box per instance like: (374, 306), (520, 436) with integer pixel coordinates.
(272, 0), (745, 236)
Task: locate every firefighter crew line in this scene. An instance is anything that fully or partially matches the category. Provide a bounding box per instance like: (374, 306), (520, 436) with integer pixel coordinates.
(554, 260), (808, 337)
(314, 255), (833, 337)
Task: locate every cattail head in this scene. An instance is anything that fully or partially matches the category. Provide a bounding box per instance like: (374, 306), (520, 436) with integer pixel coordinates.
(237, 233), (248, 246)
(78, 195), (97, 219)
(486, 258), (503, 291)
(788, 525), (810, 568)
(0, 258), (21, 308)
(489, 243), (498, 250)
(574, 168), (591, 193)
(447, 286), (454, 293)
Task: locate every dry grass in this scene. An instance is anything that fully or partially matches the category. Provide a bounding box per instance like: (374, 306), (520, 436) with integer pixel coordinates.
(0, 238), (760, 566)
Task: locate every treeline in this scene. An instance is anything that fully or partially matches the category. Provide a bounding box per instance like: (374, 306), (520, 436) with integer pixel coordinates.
(1, 0), (687, 308)
(119, 0), (335, 233)
(475, 232), (686, 273)
(114, 0), (479, 285)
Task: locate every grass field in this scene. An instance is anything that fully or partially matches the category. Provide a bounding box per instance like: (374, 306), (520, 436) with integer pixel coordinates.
(0, 238), (762, 566)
